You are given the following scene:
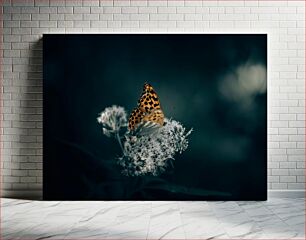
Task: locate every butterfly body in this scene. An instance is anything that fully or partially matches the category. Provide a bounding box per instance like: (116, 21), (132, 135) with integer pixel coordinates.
(128, 83), (164, 131)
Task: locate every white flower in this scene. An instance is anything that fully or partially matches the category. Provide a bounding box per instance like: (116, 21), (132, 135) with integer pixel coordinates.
(97, 105), (127, 137)
(118, 118), (192, 176)
(97, 105), (193, 177)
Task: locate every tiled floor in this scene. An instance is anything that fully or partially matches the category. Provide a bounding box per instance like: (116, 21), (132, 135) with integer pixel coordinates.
(1, 198), (305, 239)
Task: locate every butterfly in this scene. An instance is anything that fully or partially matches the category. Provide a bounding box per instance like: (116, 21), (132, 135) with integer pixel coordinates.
(128, 83), (164, 131)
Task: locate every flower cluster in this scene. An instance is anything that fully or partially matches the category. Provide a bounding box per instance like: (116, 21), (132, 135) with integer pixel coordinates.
(97, 105), (127, 137)
(97, 105), (192, 176)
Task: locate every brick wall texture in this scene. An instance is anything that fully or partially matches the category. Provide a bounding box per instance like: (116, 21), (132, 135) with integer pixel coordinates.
(1, 0), (305, 197)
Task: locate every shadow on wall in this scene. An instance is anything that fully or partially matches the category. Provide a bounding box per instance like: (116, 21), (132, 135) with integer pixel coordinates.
(4, 38), (43, 200)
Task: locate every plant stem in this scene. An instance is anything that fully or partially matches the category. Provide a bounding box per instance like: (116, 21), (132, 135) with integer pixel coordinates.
(116, 132), (125, 155)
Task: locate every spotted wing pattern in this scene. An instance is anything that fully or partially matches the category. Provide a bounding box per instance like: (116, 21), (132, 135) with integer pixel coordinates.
(128, 83), (164, 130)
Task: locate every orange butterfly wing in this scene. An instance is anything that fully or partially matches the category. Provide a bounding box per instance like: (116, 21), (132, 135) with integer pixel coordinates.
(128, 107), (145, 130)
(128, 83), (164, 131)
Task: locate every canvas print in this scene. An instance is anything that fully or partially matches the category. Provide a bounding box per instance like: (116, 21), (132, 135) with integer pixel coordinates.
(43, 34), (267, 200)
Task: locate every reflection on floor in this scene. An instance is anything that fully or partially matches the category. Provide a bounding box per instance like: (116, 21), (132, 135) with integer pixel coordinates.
(2, 198), (304, 239)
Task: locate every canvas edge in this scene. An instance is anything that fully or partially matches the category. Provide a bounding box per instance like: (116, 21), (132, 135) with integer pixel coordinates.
(1, 190), (304, 200)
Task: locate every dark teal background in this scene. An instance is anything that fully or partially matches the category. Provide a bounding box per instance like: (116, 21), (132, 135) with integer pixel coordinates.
(43, 34), (267, 200)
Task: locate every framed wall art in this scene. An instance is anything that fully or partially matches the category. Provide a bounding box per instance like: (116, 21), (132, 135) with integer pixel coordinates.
(43, 34), (267, 200)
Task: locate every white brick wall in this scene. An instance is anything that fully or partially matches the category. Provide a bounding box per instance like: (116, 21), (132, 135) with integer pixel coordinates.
(1, 0), (305, 197)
